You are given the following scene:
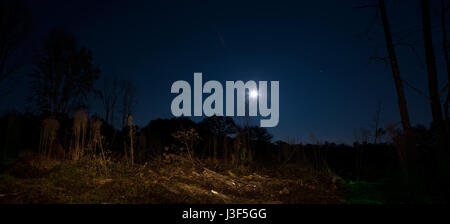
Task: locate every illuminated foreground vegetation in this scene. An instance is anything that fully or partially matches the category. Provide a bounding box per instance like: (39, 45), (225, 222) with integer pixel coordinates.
(0, 154), (345, 204)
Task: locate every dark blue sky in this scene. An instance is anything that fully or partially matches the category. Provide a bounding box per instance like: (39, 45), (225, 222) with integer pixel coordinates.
(1, 0), (447, 144)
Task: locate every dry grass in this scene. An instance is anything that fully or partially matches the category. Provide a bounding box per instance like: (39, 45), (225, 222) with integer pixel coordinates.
(72, 110), (88, 160)
(0, 153), (345, 204)
(39, 118), (60, 158)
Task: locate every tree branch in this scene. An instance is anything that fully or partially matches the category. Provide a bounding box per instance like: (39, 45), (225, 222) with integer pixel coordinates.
(402, 78), (431, 101)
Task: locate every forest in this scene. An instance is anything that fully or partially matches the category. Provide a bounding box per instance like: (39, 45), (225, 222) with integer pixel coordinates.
(0, 0), (449, 204)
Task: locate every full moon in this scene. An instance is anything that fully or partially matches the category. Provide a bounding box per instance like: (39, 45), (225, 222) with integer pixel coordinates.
(250, 90), (258, 98)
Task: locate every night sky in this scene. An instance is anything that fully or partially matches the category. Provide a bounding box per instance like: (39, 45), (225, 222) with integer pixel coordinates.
(1, 0), (447, 144)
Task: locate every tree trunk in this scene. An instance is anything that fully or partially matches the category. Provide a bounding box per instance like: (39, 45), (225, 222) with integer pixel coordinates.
(441, 0), (450, 132)
(105, 108), (110, 125)
(422, 0), (446, 148)
(379, 0), (413, 149)
(379, 0), (412, 136)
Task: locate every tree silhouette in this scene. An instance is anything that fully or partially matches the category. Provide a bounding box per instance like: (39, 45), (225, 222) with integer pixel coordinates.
(377, 0), (415, 168)
(30, 29), (100, 115)
(99, 76), (120, 125)
(199, 116), (236, 160)
(248, 125), (273, 143)
(120, 80), (137, 129)
(421, 0), (447, 149)
(199, 115), (236, 136)
(378, 0), (412, 138)
(441, 0), (450, 125)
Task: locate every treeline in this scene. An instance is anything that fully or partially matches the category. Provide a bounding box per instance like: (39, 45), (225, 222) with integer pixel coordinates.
(0, 0), (449, 196)
(0, 110), (442, 182)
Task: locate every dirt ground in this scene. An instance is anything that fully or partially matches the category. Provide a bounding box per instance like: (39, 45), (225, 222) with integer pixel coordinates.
(0, 155), (345, 204)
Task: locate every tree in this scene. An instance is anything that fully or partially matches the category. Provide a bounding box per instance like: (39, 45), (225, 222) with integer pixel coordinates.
(378, 0), (415, 167)
(379, 0), (412, 139)
(248, 126), (273, 143)
(371, 101), (385, 144)
(120, 80), (137, 129)
(0, 0), (29, 85)
(421, 0), (447, 148)
(126, 114), (136, 166)
(200, 115), (236, 136)
(30, 29), (100, 115)
(440, 0), (450, 130)
(199, 115), (236, 160)
(172, 128), (200, 163)
(100, 76), (120, 125)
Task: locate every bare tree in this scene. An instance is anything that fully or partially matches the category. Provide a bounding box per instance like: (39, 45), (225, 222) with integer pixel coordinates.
(421, 0), (447, 148)
(378, 0), (415, 166)
(379, 0), (413, 140)
(72, 110), (88, 160)
(100, 76), (120, 125)
(120, 80), (137, 129)
(441, 0), (450, 129)
(371, 101), (385, 144)
(127, 115), (136, 166)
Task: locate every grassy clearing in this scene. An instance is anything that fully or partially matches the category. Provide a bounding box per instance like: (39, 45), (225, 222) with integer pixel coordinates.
(0, 154), (345, 204)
